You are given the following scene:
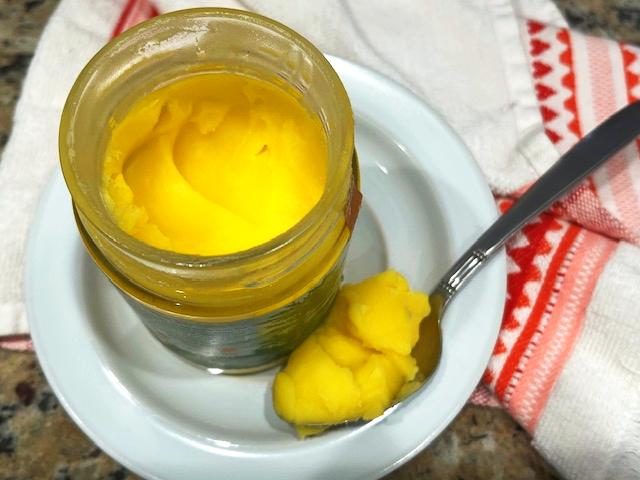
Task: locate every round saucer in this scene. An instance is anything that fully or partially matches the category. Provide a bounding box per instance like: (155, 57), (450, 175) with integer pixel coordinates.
(26, 55), (506, 480)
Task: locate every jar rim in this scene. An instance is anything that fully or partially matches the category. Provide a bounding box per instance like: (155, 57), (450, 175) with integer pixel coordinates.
(59, 7), (354, 268)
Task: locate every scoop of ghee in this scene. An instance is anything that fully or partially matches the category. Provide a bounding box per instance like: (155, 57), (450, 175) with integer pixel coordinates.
(273, 270), (430, 436)
(102, 73), (327, 255)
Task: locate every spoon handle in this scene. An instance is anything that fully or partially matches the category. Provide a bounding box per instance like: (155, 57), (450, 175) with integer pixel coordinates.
(437, 100), (640, 301)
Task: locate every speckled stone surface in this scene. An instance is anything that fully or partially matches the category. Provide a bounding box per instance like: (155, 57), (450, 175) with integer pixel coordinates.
(554, 0), (640, 43)
(0, 0), (634, 478)
(0, 0), (57, 150)
(0, 350), (559, 480)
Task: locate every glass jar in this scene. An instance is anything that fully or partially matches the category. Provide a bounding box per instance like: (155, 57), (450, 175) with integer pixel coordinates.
(59, 8), (358, 373)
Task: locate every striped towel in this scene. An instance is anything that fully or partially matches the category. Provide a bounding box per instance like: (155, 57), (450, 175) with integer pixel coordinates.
(0, 0), (638, 478)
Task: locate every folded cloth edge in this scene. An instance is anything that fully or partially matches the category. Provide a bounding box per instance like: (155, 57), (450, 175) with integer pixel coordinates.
(0, 0), (121, 336)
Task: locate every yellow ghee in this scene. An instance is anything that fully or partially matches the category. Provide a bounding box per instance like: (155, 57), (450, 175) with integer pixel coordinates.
(273, 270), (430, 436)
(102, 73), (327, 256)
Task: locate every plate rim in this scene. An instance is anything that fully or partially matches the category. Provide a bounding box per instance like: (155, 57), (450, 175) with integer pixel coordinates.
(25, 54), (506, 480)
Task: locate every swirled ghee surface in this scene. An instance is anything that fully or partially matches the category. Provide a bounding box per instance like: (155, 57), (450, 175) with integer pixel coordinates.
(102, 73), (327, 255)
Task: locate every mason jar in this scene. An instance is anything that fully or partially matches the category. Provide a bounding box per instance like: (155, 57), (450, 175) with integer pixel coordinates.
(59, 8), (359, 373)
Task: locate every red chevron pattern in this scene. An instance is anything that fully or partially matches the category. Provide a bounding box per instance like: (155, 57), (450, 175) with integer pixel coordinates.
(525, 21), (581, 152)
(520, 20), (640, 243)
(557, 29), (582, 139)
(483, 199), (572, 404)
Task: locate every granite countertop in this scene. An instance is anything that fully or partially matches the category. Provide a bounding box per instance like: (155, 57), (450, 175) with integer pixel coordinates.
(0, 0), (635, 478)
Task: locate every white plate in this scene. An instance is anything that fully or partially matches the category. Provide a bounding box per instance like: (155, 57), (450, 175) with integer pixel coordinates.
(26, 56), (506, 480)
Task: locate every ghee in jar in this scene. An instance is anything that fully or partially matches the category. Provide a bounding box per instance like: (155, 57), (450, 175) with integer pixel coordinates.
(61, 8), (358, 374)
(101, 73), (328, 256)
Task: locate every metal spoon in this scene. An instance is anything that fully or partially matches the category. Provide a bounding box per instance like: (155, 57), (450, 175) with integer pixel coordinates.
(296, 101), (640, 431)
(412, 100), (640, 384)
